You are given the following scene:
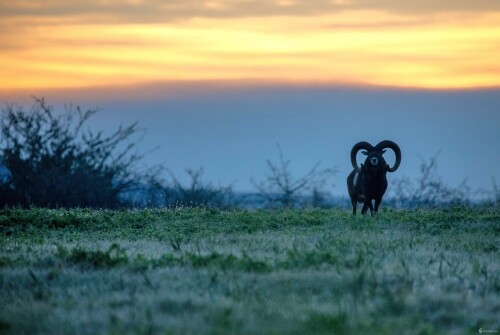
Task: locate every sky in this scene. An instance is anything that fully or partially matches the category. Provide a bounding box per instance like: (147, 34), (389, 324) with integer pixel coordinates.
(1, 0), (500, 197)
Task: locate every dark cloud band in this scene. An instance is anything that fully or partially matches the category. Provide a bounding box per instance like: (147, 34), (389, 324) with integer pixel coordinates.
(1, 0), (500, 24)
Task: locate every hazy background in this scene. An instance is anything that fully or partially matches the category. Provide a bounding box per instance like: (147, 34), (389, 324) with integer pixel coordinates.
(2, 83), (498, 197)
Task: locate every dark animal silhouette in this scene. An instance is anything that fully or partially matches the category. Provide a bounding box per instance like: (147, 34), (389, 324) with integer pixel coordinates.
(347, 140), (401, 215)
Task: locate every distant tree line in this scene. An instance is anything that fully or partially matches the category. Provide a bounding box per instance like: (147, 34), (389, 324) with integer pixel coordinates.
(0, 99), (498, 209)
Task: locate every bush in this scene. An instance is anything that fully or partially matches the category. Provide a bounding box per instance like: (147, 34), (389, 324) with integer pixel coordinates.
(0, 98), (159, 208)
(251, 145), (336, 208)
(389, 153), (472, 208)
(164, 168), (233, 208)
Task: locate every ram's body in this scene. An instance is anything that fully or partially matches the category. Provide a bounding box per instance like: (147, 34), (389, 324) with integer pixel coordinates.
(347, 166), (388, 215)
(347, 140), (401, 215)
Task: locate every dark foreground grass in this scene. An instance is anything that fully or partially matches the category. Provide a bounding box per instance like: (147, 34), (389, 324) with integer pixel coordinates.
(0, 207), (499, 335)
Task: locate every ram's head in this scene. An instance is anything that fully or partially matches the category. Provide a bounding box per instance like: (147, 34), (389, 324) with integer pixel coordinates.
(351, 140), (401, 174)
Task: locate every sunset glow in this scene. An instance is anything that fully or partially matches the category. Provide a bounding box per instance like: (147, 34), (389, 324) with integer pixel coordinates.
(1, 1), (500, 90)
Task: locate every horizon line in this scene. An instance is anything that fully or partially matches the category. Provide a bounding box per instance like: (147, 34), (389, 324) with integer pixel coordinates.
(2, 79), (500, 102)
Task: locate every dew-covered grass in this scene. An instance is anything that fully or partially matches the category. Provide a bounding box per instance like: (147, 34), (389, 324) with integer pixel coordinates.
(0, 207), (499, 334)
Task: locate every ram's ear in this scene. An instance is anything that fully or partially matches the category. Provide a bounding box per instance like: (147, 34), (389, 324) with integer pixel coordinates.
(361, 150), (368, 155)
(382, 149), (386, 154)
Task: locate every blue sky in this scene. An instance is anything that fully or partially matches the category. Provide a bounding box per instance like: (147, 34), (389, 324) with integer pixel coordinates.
(3, 84), (498, 197)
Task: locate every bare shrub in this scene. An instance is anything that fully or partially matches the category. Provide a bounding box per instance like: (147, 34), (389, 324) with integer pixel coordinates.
(160, 168), (233, 209)
(492, 177), (500, 206)
(389, 152), (471, 208)
(0, 98), (160, 208)
(251, 145), (336, 208)
(477, 177), (500, 207)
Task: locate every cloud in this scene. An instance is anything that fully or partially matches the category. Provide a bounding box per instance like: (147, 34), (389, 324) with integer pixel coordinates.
(2, 0), (500, 25)
(0, 1), (342, 24)
(358, 0), (500, 14)
(1, 1), (499, 90)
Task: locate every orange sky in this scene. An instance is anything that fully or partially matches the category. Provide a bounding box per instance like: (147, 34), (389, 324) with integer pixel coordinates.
(1, 0), (500, 90)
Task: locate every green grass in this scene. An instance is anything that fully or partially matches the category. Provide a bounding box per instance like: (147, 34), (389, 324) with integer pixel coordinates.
(0, 207), (499, 334)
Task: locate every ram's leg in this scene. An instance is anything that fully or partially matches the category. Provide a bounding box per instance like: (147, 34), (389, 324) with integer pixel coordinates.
(352, 198), (357, 215)
(361, 202), (369, 215)
(362, 200), (373, 216)
(374, 198), (382, 213)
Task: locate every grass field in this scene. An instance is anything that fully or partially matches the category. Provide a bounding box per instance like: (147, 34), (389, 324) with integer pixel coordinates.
(0, 207), (499, 335)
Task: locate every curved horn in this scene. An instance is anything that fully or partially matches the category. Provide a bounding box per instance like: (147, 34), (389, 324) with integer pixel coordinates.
(375, 140), (401, 172)
(351, 141), (373, 173)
